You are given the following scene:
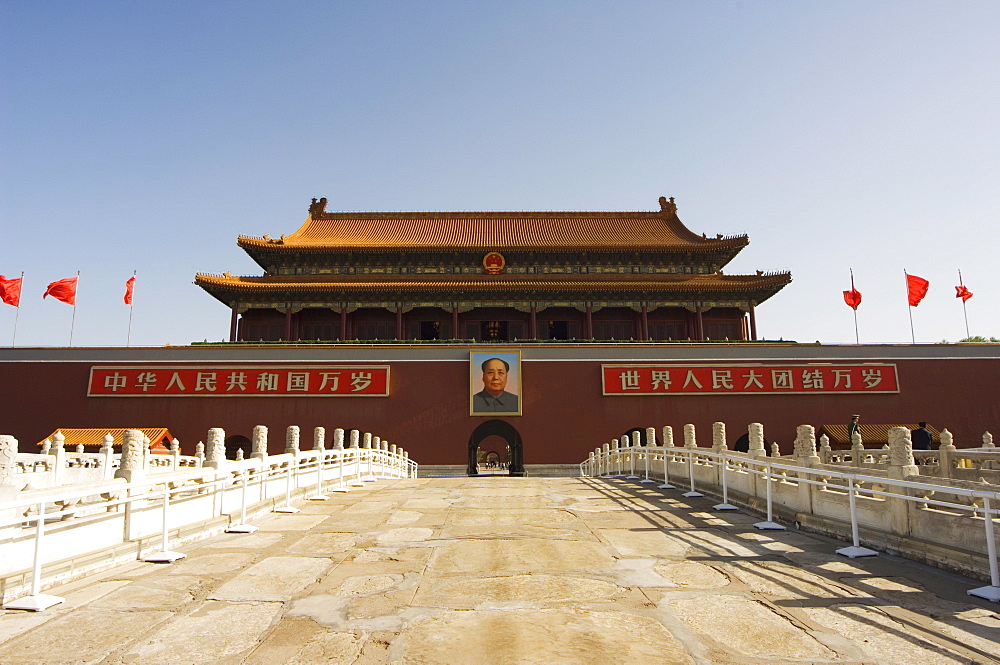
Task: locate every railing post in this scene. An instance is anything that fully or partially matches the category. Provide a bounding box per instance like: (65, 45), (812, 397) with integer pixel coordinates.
(332, 428), (349, 493)
(274, 426), (301, 514)
(753, 462), (785, 530)
(226, 464), (259, 533)
(143, 487), (187, 563)
(713, 451), (738, 511)
(349, 430), (365, 487)
(968, 496), (1000, 601)
(835, 477), (877, 558)
(2, 501), (65, 611)
(364, 435), (377, 482)
(627, 431), (640, 479)
(309, 427), (328, 501)
(682, 424), (703, 498)
(659, 426), (675, 489)
(641, 427), (655, 483)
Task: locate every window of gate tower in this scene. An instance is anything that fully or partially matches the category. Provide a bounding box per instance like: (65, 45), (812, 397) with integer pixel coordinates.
(419, 320), (441, 340)
(481, 320), (509, 341)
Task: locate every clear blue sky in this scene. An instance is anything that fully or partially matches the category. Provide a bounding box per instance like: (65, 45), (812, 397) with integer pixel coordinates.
(2, 1), (998, 347)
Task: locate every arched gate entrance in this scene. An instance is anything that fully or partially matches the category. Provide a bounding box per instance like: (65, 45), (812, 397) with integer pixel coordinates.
(466, 419), (525, 476)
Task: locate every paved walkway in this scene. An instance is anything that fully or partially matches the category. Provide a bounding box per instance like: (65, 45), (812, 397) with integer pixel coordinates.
(1, 477), (999, 664)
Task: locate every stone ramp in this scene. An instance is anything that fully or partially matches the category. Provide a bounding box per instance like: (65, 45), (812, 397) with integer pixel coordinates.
(1, 477), (998, 664)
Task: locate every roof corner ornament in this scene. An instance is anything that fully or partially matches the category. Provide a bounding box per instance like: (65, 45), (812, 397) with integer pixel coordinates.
(309, 197), (328, 216)
(658, 196), (677, 214)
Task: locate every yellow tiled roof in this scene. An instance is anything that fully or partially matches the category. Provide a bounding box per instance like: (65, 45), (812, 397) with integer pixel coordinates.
(37, 428), (174, 450)
(238, 211), (748, 251)
(819, 424), (940, 447)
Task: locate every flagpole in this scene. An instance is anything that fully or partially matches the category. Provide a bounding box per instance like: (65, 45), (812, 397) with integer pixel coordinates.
(127, 270), (136, 347)
(904, 270), (915, 344)
(11, 271), (23, 347)
(850, 268), (859, 344)
(69, 271), (79, 347)
(959, 269), (970, 339)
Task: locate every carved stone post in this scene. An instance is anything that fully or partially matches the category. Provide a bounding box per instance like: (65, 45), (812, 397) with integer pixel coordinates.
(851, 429), (864, 467)
(101, 433), (117, 479)
(770, 442), (780, 457)
(333, 428), (345, 450)
(711, 422), (726, 452)
(0, 435), (18, 492)
(349, 430), (360, 448)
(115, 429), (147, 484)
(1, 436), (19, 541)
(285, 426), (300, 454)
(886, 426), (919, 536)
(792, 425), (820, 514)
(251, 425), (268, 463)
(204, 427), (227, 470)
(168, 438), (180, 470)
(363, 433), (372, 449)
(748, 423), (767, 458)
(793, 425), (820, 465)
(51, 431), (66, 486)
(938, 428), (956, 479)
(819, 434), (832, 464)
(984, 432), (995, 448)
(662, 426), (674, 448)
(683, 424), (697, 448)
(314, 427), (326, 450)
(40, 438), (51, 455)
(195, 442), (205, 466)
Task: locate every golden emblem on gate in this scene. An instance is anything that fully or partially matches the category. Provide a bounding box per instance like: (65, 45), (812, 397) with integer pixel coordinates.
(483, 251), (505, 275)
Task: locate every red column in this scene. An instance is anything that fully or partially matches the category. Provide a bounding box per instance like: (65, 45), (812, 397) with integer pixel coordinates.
(229, 307), (238, 342)
(585, 305), (593, 340)
(452, 306), (459, 339)
(641, 305), (649, 341)
(396, 306), (404, 340)
(749, 304), (758, 341)
(285, 309), (292, 341)
(696, 306), (705, 341)
(530, 306), (538, 339)
(340, 308), (347, 341)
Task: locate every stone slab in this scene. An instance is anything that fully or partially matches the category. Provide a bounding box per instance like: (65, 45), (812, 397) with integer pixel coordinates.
(669, 595), (833, 660)
(210, 556), (334, 602)
(0, 608), (172, 665)
(429, 538), (616, 574)
(123, 600), (283, 664)
(391, 609), (694, 665)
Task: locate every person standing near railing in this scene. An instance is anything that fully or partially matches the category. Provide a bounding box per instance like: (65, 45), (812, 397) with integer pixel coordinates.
(912, 422), (933, 450)
(847, 414), (862, 444)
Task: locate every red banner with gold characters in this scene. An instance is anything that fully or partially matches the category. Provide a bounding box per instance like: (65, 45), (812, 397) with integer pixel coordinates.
(602, 364), (899, 395)
(88, 365), (390, 397)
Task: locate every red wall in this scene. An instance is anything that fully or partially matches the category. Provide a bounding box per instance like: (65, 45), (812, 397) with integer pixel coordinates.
(2, 345), (998, 465)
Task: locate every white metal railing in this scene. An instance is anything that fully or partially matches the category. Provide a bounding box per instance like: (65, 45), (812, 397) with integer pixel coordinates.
(1, 444), (417, 610)
(583, 443), (1000, 603)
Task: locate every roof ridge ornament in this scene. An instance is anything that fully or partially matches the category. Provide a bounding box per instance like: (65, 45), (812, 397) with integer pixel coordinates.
(309, 197), (328, 216)
(658, 196), (677, 214)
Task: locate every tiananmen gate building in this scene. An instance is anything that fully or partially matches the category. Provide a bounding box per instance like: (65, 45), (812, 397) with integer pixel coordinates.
(2, 197), (998, 474)
(194, 196), (791, 344)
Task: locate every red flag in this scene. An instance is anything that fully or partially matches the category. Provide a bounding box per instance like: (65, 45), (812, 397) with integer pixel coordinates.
(843, 286), (862, 310)
(43, 276), (78, 305)
(955, 285), (973, 302)
(906, 274), (929, 306)
(0, 274), (22, 307)
(124, 276), (136, 305)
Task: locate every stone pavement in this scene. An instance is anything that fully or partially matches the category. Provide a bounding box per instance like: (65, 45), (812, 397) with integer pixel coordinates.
(1, 477), (999, 664)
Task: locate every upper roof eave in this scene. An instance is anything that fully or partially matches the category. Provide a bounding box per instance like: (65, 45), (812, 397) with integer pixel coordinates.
(235, 207), (750, 253)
